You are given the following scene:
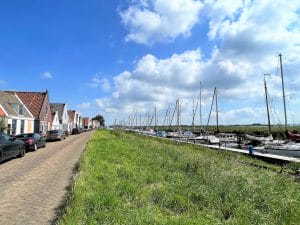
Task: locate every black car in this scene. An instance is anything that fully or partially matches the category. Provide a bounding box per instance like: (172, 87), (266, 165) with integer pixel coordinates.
(71, 128), (81, 135)
(15, 133), (46, 151)
(46, 129), (66, 141)
(0, 133), (25, 163)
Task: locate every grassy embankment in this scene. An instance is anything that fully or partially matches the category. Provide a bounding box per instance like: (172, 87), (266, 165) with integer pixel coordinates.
(58, 130), (300, 225)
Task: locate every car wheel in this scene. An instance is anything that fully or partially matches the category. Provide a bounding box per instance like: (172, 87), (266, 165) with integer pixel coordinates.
(18, 146), (26, 158)
(33, 143), (38, 151)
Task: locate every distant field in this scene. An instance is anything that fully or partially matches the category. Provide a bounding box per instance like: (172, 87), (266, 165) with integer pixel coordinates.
(58, 130), (300, 225)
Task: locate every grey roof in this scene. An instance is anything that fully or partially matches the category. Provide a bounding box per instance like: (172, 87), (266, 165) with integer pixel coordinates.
(0, 91), (32, 117)
(50, 103), (65, 121)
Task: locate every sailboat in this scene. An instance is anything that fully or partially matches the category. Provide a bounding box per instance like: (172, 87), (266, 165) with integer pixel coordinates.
(190, 86), (220, 144)
(261, 54), (300, 157)
(244, 75), (274, 144)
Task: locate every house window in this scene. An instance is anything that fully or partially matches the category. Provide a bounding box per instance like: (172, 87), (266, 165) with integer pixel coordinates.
(11, 104), (25, 116)
(12, 104), (18, 113)
(20, 120), (25, 133)
(19, 105), (25, 115)
(12, 119), (17, 135)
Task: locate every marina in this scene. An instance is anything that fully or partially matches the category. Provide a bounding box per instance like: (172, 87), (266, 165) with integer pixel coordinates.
(114, 53), (300, 162)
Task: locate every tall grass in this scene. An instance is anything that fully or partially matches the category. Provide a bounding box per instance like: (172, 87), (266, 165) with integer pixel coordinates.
(58, 130), (300, 225)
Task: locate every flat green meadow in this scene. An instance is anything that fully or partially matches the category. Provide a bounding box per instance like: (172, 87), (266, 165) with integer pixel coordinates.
(58, 130), (300, 225)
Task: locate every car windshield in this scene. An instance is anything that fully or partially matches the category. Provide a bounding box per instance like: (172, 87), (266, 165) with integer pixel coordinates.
(16, 133), (34, 138)
(47, 130), (59, 134)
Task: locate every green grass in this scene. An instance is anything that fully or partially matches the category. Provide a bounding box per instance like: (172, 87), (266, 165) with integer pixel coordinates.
(58, 130), (300, 225)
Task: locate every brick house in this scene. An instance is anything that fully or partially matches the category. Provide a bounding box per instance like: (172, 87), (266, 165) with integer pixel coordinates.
(82, 117), (89, 129)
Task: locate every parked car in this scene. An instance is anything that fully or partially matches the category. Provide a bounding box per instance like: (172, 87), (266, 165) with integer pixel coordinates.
(46, 130), (65, 141)
(15, 133), (46, 151)
(0, 133), (25, 163)
(71, 128), (81, 135)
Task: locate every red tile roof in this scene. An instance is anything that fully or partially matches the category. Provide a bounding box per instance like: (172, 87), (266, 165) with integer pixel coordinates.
(0, 106), (6, 116)
(14, 91), (46, 118)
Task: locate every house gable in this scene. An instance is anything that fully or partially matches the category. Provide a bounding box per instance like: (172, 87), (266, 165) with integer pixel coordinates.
(51, 111), (60, 130)
(0, 91), (32, 118)
(50, 103), (68, 123)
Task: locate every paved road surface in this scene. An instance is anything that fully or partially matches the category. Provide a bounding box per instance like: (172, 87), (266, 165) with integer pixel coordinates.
(0, 131), (94, 225)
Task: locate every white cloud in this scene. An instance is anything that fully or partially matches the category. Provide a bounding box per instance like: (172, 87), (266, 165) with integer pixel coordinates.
(95, 46), (300, 125)
(120, 0), (203, 45)
(205, 0), (300, 59)
(41, 72), (53, 79)
(97, 0), (300, 125)
(94, 48), (267, 124)
(77, 102), (91, 110)
(88, 76), (111, 92)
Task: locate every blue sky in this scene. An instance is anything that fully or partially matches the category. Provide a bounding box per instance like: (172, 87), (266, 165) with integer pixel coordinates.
(1, 0), (300, 126)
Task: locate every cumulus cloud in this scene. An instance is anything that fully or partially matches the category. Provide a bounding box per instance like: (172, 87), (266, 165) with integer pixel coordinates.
(41, 72), (53, 79)
(94, 48), (270, 124)
(120, 0), (203, 45)
(88, 76), (111, 92)
(97, 0), (300, 125)
(205, 0), (300, 59)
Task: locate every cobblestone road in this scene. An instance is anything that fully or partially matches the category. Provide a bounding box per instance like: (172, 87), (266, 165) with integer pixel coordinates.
(0, 131), (94, 225)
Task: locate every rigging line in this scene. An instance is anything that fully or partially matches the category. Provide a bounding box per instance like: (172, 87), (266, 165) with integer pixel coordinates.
(283, 59), (298, 106)
(268, 94), (282, 126)
(282, 55), (296, 84)
(276, 55), (280, 77)
(169, 102), (177, 129)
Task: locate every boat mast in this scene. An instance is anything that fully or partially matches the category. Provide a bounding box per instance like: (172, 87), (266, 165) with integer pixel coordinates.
(264, 74), (271, 134)
(176, 99), (181, 132)
(192, 99), (195, 130)
(162, 105), (170, 128)
(199, 81), (203, 133)
(279, 53), (288, 133)
(215, 87), (219, 133)
(154, 105), (157, 132)
(206, 88), (215, 129)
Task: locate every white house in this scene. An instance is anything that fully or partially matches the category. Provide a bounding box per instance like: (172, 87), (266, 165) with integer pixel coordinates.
(0, 91), (35, 135)
(50, 103), (69, 131)
(51, 111), (60, 130)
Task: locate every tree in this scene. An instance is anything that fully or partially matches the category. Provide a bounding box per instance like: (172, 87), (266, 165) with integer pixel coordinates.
(92, 114), (105, 127)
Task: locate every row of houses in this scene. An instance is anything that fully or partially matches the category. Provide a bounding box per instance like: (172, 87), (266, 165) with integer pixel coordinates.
(0, 90), (100, 136)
